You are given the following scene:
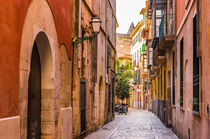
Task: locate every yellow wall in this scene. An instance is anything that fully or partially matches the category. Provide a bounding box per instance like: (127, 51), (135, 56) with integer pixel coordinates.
(152, 64), (167, 101)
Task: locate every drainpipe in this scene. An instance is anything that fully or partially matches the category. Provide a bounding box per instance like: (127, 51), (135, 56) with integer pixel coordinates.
(71, 0), (81, 109)
(174, 0), (177, 77)
(173, 0), (177, 132)
(196, 0), (202, 117)
(104, 0), (108, 123)
(71, 42), (75, 108)
(105, 0), (108, 83)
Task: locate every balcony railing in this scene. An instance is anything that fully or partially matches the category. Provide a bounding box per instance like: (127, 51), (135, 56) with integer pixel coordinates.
(159, 14), (174, 43)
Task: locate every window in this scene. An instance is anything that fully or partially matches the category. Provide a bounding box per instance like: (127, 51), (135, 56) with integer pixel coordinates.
(172, 52), (175, 105)
(108, 84), (111, 112)
(155, 5), (165, 37)
(161, 67), (162, 97)
(193, 14), (199, 112)
(156, 0), (166, 3)
(180, 38), (184, 108)
(112, 15), (114, 42)
(164, 70), (166, 101)
(140, 48), (142, 58)
(137, 50), (139, 62)
(155, 79), (157, 97)
(112, 79), (115, 113)
(137, 69), (141, 85)
(170, 0), (173, 14)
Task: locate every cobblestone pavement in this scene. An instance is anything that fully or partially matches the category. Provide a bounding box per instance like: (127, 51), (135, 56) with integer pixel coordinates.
(85, 109), (178, 139)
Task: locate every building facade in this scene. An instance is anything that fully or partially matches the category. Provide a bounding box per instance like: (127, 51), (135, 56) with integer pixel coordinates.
(172, 0), (210, 138)
(130, 21), (145, 109)
(147, 0), (210, 138)
(141, 2), (153, 111)
(0, 0), (73, 138)
(72, 0), (117, 137)
(0, 0), (116, 138)
(116, 32), (133, 106)
(147, 0), (173, 127)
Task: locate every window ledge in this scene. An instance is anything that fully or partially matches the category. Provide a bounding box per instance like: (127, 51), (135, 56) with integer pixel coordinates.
(193, 111), (201, 117)
(180, 107), (185, 111)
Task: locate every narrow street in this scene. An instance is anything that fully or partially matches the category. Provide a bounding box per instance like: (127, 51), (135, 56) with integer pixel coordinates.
(85, 109), (178, 139)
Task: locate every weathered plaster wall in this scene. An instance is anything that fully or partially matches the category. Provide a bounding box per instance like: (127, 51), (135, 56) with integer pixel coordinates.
(0, 0), (72, 118)
(172, 1), (210, 138)
(0, 116), (20, 139)
(96, 32), (106, 127)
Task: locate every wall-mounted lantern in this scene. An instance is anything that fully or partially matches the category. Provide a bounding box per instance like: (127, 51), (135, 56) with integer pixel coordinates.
(72, 15), (102, 45)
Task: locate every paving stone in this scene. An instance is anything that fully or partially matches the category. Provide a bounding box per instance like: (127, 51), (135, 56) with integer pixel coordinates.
(85, 109), (179, 139)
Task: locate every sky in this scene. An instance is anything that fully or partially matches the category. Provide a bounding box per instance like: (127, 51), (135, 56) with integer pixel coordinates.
(116, 0), (146, 34)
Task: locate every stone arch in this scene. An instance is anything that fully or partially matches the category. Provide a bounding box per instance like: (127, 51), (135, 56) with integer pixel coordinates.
(99, 76), (104, 126)
(19, 0), (60, 138)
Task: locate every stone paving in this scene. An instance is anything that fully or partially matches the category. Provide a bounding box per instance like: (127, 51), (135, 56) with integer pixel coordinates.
(85, 109), (178, 139)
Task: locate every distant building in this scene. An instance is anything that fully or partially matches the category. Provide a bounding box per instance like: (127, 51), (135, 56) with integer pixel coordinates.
(130, 21), (145, 109)
(72, 0), (117, 137)
(116, 34), (132, 65)
(115, 24), (133, 107)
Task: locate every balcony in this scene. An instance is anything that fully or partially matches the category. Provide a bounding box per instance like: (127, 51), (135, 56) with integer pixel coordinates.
(147, 0), (153, 19)
(156, 55), (166, 65)
(152, 65), (159, 73)
(159, 14), (175, 50)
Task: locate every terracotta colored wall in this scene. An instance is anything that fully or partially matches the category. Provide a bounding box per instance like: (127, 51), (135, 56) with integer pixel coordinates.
(173, 0), (210, 138)
(177, 0), (186, 29)
(0, 0), (72, 118)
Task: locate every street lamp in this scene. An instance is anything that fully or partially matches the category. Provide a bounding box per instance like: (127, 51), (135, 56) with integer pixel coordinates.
(91, 16), (101, 36)
(72, 15), (102, 45)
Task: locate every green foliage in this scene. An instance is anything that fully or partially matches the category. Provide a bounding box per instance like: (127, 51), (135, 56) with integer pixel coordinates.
(116, 58), (121, 73)
(115, 76), (130, 101)
(192, 97), (199, 105)
(115, 58), (133, 101)
(115, 58), (133, 80)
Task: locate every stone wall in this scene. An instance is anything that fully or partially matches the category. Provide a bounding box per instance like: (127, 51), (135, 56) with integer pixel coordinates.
(0, 116), (20, 139)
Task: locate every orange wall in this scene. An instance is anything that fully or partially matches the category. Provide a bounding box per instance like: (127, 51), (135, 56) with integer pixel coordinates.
(177, 0), (186, 29)
(0, 0), (72, 118)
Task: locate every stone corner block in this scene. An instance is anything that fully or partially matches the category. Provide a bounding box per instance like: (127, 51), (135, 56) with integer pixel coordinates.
(0, 116), (20, 139)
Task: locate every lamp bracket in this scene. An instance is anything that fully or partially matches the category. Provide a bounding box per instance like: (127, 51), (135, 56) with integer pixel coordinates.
(72, 36), (95, 45)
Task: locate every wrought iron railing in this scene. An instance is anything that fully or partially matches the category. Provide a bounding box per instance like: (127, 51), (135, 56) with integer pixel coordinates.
(159, 14), (174, 43)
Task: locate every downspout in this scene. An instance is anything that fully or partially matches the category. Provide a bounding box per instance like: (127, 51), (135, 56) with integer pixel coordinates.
(105, 0), (108, 83)
(71, 0), (81, 109)
(104, 0), (108, 123)
(174, 0), (177, 132)
(196, 0), (202, 116)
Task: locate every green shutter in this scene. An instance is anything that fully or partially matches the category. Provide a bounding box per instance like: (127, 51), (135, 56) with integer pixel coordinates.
(142, 43), (145, 53)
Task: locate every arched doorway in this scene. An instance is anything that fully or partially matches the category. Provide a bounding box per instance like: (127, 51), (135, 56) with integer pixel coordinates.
(26, 32), (54, 139)
(19, 0), (60, 138)
(27, 42), (41, 138)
